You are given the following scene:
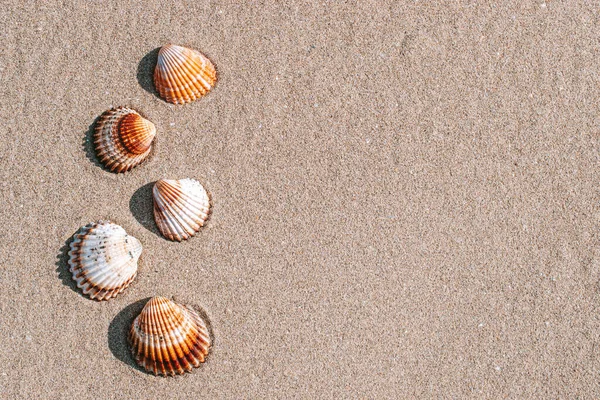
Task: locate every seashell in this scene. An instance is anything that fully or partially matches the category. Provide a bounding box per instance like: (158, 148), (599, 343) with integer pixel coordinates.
(129, 296), (211, 376)
(68, 221), (142, 301)
(154, 44), (217, 104)
(153, 178), (211, 241)
(94, 107), (156, 173)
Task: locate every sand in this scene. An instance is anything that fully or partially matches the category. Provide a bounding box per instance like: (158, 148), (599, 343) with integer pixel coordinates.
(1, 1), (599, 398)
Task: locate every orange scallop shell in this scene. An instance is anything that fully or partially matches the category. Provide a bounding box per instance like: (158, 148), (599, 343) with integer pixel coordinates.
(94, 107), (156, 173)
(129, 296), (211, 376)
(154, 44), (217, 104)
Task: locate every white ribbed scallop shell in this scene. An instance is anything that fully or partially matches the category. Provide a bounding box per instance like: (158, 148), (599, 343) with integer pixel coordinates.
(68, 221), (142, 301)
(154, 44), (217, 104)
(153, 179), (211, 241)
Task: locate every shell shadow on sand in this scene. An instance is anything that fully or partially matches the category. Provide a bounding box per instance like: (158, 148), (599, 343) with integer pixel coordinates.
(108, 297), (215, 375)
(82, 115), (105, 171)
(129, 181), (162, 238)
(55, 230), (83, 297)
(136, 47), (161, 98)
(108, 297), (151, 373)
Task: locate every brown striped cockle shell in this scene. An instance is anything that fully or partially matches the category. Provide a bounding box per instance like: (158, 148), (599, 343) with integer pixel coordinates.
(129, 296), (211, 376)
(68, 221), (142, 301)
(153, 178), (211, 241)
(154, 44), (217, 104)
(94, 107), (156, 173)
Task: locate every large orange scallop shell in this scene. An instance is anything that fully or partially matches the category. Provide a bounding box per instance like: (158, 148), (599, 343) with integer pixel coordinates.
(154, 44), (217, 104)
(129, 296), (211, 376)
(153, 178), (211, 242)
(94, 107), (156, 173)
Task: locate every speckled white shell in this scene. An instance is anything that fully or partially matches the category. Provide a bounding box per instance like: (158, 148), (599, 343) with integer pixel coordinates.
(153, 179), (211, 241)
(68, 221), (142, 301)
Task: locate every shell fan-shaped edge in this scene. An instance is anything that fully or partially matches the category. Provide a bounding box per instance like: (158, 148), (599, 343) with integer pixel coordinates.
(93, 107), (156, 173)
(154, 44), (217, 105)
(129, 296), (211, 376)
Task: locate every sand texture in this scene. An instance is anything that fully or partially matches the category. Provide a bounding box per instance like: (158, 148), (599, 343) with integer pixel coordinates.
(1, 1), (599, 398)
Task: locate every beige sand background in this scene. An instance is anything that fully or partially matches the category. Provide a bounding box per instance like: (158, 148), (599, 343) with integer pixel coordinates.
(1, 1), (599, 398)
